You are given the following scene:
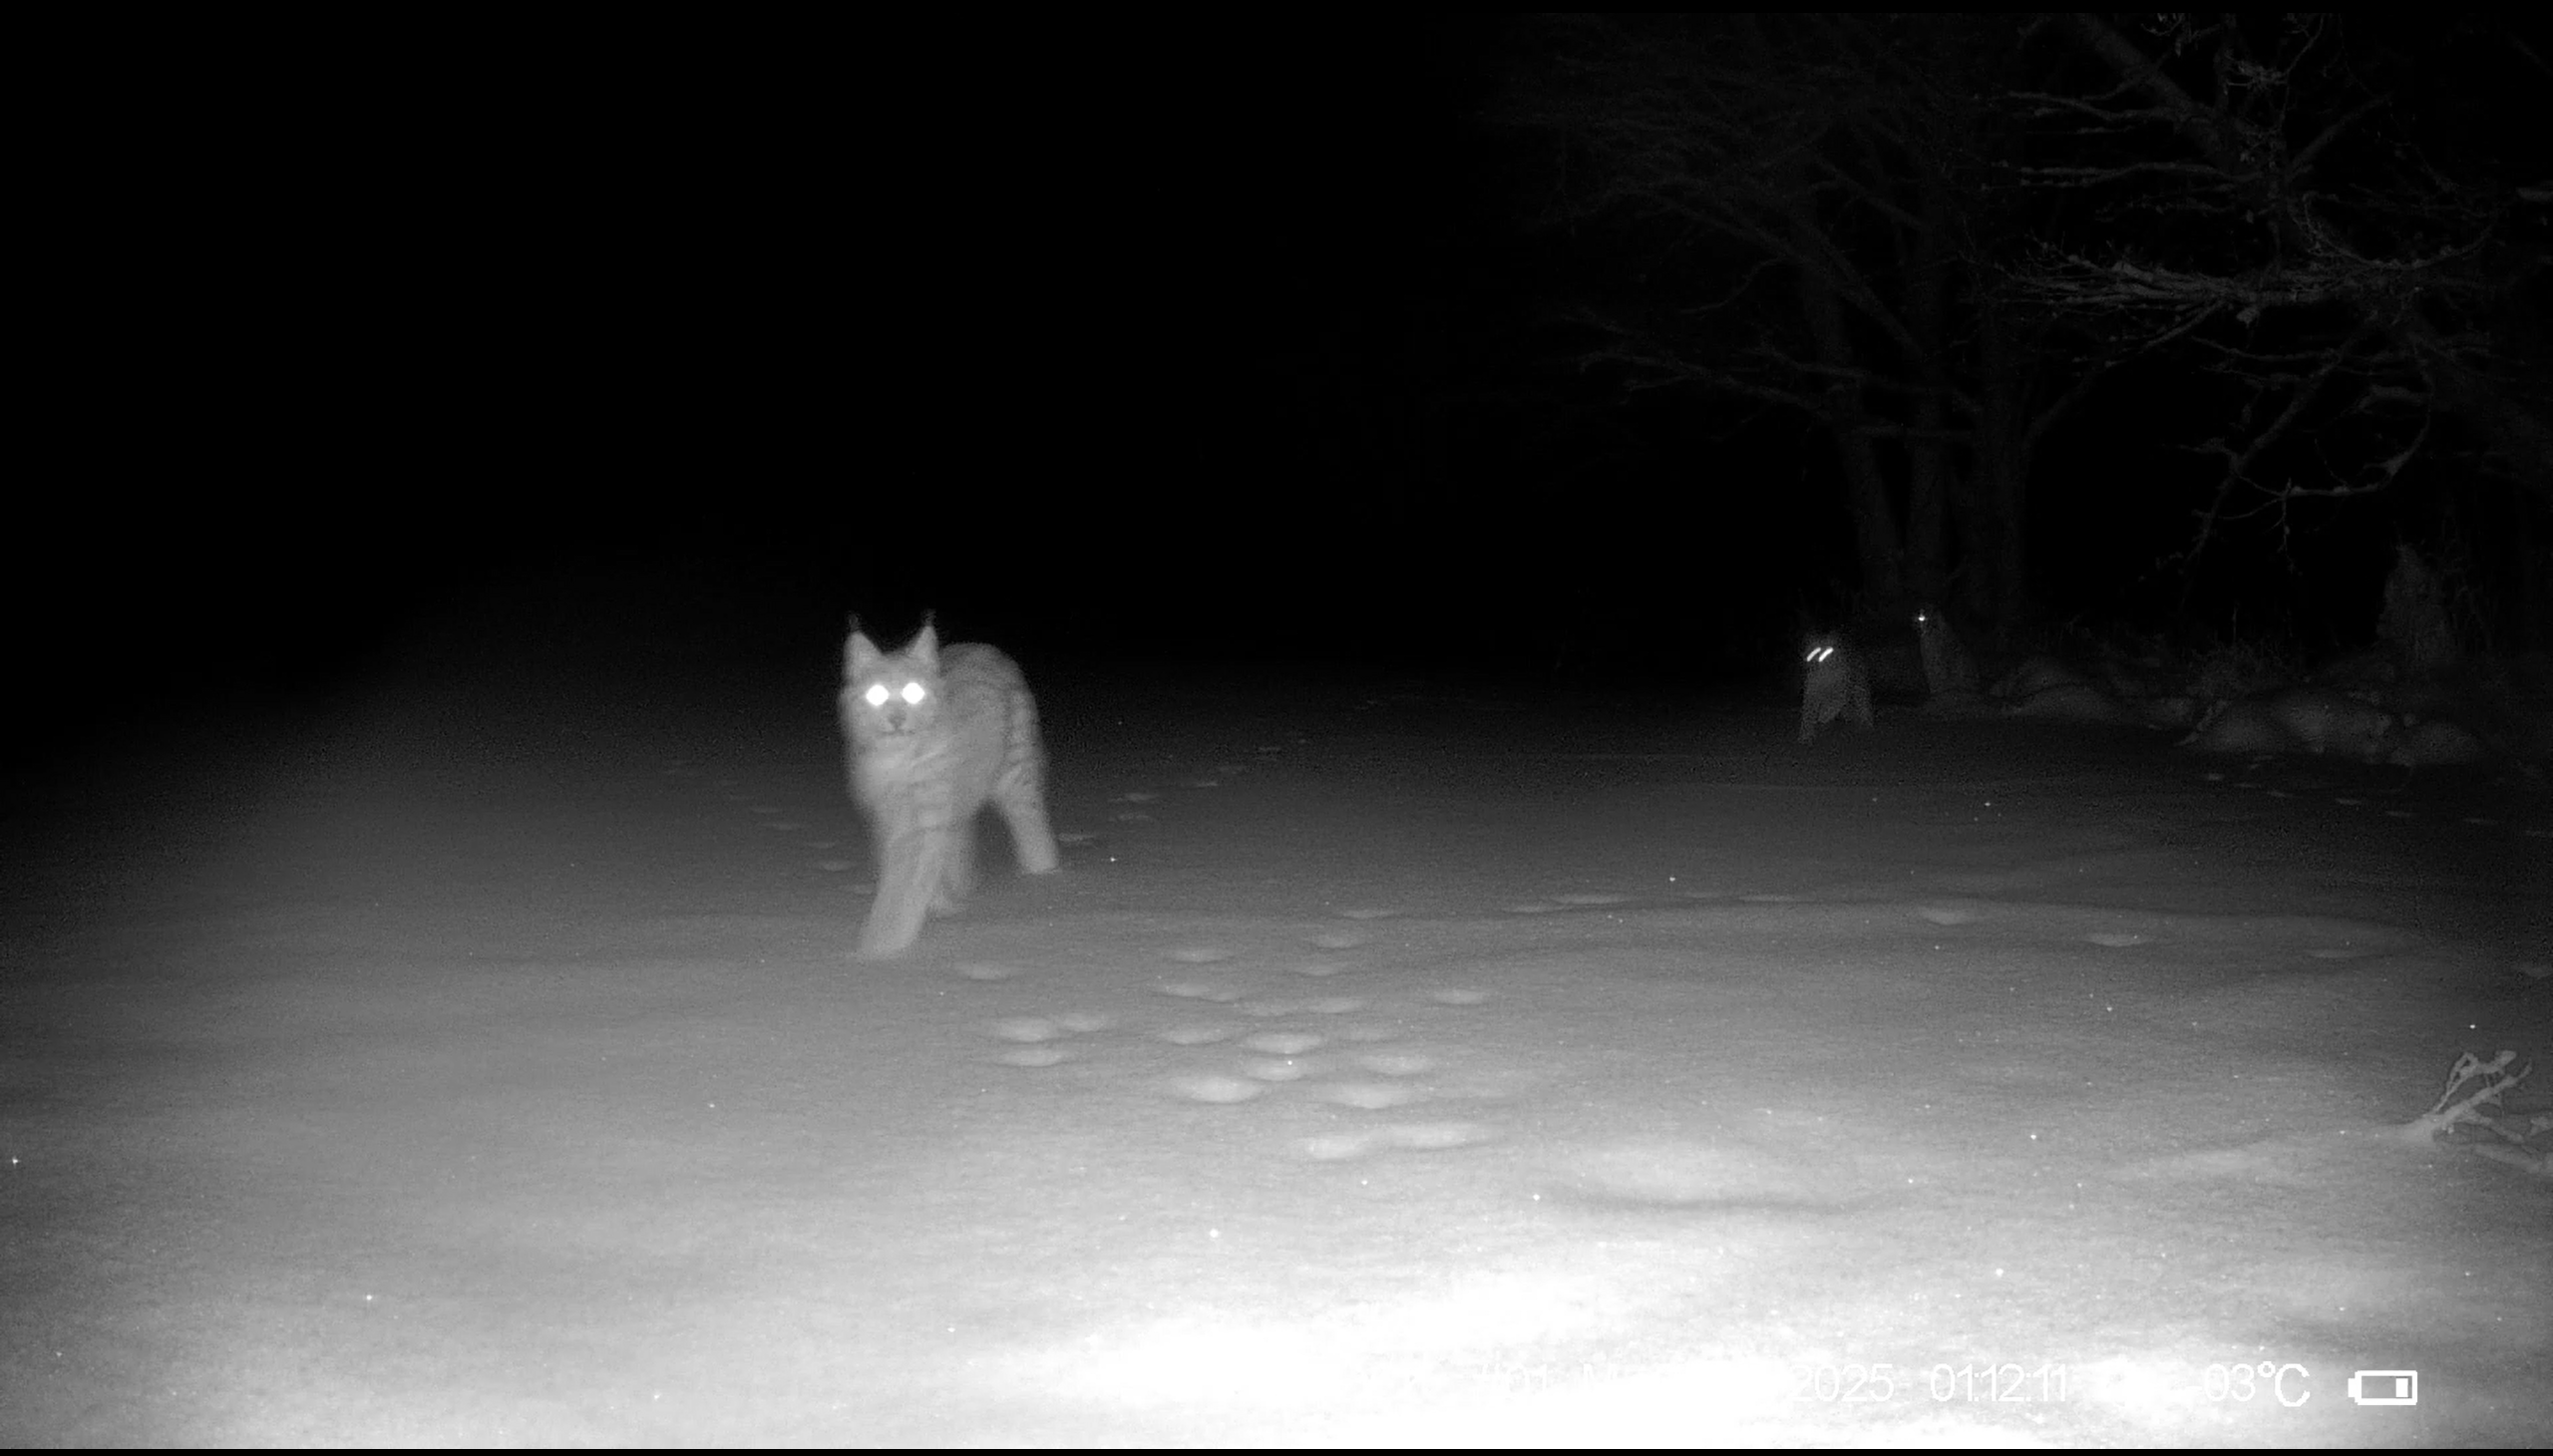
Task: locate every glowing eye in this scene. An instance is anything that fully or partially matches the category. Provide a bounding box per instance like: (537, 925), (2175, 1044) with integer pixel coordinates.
(863, 684), (889, 707)
(900, 682), (926, 705)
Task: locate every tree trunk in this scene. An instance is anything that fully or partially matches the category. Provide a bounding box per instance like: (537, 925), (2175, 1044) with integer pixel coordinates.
(1787, 195), (1904, 603)
(1904, 173), (1957, 610)
(1969, 296), (2031, 643)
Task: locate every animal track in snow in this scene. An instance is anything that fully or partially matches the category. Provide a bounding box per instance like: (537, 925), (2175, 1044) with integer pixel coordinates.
(1507, 892), (1637, 914)
(1321, 1082), (1423, 1110)
(966, 969), (1506, 1157)
(1245, 1058), (1314, 1082)
(1295, 1122), (1493, 1162)
(1166, 1074), (1264, 1104)
(2196, 767), (2539, 834)
(983, 1011), (1112, 1064)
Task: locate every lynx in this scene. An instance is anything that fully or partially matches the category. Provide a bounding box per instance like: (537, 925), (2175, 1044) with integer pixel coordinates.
(1913, 604), (1981, 699)
(839, 617), (1060, 958)
(1798, 634), (1874, 743)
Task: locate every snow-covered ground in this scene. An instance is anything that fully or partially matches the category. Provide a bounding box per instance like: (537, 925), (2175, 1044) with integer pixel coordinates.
(5, 661), (2547, 1445)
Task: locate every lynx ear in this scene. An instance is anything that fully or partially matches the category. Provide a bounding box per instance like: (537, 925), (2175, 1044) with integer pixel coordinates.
(909, 614), (938, 667)
(846, 628), (881, 679)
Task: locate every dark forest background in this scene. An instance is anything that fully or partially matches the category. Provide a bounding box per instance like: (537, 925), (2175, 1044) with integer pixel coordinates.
(18, 14), (2550, 747)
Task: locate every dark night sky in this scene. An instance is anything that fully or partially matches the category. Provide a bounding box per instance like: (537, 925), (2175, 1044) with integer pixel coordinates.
(22, 16), (2549, 742)
(43, 20), (1522, 691)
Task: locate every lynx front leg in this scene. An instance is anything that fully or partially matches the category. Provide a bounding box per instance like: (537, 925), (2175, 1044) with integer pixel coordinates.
(857, 827), (940, 959)
(933, 818), (976, 911)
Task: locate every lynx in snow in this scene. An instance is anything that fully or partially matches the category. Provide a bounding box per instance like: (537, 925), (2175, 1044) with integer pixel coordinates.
(839, 618), (1060, 958)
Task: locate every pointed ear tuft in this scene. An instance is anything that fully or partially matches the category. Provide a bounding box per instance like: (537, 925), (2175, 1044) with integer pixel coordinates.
(911, 614), (939, 666)
(846, 628), (880, 679)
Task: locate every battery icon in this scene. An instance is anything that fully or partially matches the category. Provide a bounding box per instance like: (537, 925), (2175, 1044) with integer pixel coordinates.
(2348, 1370), (2418, 1406)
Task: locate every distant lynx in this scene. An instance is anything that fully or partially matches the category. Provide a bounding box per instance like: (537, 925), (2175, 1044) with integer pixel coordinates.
(1798, 634), (1874, 743)
(839, 617), (1060, 959)
(1913, 604), (1981, 699)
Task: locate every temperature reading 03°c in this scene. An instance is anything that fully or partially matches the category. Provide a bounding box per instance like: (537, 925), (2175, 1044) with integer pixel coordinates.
(2205, 1361), (2313, 1407)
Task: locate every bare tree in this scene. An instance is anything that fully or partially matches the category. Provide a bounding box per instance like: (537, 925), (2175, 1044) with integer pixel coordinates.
(1500, 15), (2108, 638)
(1498, 15), (2548, 641)
(2016, 14), (2551, 582)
